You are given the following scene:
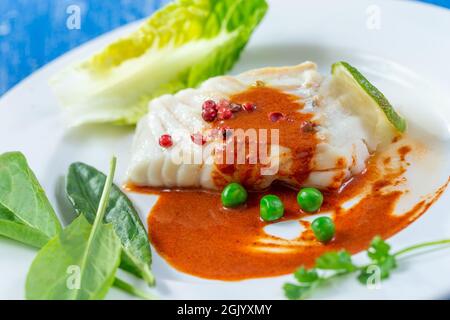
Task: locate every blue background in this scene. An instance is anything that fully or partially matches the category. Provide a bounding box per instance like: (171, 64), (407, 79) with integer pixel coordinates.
(0, 0), (449, 96)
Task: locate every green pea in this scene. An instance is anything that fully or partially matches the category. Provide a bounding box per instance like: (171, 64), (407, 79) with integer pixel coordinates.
(260, 195), (284, 221)
(221, 183), (248, 208)
(311, 216), (335, 243)
(297, 187), (323, 212)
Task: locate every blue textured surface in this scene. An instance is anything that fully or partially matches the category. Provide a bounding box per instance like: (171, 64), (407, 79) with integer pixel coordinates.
(420, 0), (450, 8)
(0, 0), (449, 95)
(0, 0), (168, 95)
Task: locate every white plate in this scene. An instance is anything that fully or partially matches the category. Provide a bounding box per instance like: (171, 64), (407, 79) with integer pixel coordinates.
(1, 0), (450, 299)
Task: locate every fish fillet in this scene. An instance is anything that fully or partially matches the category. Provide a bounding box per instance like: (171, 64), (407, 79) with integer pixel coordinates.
(127, 62), (375, 190)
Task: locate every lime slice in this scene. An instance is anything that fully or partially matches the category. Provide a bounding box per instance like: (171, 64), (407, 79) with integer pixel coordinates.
(331, 61), (406, 146)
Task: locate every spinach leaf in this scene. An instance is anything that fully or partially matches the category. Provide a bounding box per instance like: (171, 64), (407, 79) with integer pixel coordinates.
(66, 162), (154, 285)
(0, 152), (62, 247)
(26, 215), (121, 299)
(26, 158), (121, 300)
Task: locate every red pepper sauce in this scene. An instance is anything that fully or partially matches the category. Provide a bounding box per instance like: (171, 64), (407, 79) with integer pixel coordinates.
(126, 87), (449, 281)
(130, 156), (448, 281)
(211, 86), (317, 189)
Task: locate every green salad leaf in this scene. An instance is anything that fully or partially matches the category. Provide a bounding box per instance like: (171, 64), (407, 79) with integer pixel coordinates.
(51, 0), (268, 126)
(66, 162), (154, 286)
(26, 158), (122, 300)
(0, 152), (62, 248)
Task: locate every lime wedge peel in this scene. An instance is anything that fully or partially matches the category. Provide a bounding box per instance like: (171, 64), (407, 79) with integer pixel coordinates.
(331, 61), (407, 134)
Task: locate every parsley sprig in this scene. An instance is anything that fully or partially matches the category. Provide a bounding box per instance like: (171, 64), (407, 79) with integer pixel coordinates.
(283, 236), (450, 300)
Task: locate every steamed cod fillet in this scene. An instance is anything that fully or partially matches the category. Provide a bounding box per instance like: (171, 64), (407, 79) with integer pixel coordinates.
(127, 62), (376, 191)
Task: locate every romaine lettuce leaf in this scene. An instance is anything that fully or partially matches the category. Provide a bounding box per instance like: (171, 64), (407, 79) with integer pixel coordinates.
(51, 0), (268, 126)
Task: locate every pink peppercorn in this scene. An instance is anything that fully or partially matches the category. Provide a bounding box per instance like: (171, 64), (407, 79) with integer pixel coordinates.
(242, 102), (256, 112)
(218, 107), (233, 120)
(217, 99), (230, 109)
(202, 100), (218, 122)
(202, 100), (217, 111)
(159, 134), (173, 148)
(268, 112), (284, 122)
(229, 103), (242, 113)
(190, 133), (206, 145)
(202, 109), (217, 122)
